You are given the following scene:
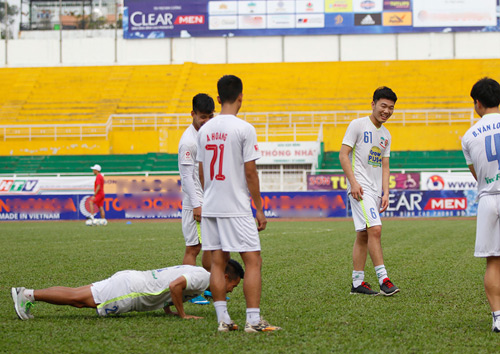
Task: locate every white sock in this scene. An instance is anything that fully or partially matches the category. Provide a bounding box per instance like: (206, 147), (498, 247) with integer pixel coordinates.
(246, 308), (260, 325)
(493, 311), (500, 321)
(352, 271), (364, 288)
(24, 289), (35, 301)
(214, 301), (231, 324)
(375, 265), (388, 286)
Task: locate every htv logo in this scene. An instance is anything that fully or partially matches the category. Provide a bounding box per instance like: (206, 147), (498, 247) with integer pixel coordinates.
(0, 180), (38, 192)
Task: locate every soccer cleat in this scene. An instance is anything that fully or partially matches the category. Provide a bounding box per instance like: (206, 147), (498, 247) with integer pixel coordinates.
(218, 321), (239, 332)
(11, 287), (34, 320)
(379, 278), (400, 296)
(189, 295), (210, 305)
(350, 282), (379, 296)
(244, 318), (282, 333)
(492, 317), (500, 332)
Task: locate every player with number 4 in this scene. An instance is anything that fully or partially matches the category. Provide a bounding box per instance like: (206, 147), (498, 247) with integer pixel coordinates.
(339, 86), (400, 296)
(196, 75), (281, 333)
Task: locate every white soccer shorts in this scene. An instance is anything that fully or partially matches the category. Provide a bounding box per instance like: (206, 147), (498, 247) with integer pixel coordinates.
(475, 194), (500, 257)
(201, 216), (261, 252)
(91, 270), (140, 316)
(349, 193), (382, 232)
(182, 209), (201, 246)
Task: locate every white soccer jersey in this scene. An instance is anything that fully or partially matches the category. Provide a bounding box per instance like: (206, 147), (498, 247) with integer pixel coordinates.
(179, 124), (203, 209)
(196, 114), (261, 217)
(342, 116), (391, 197)
(93, 265), (210, 315)
(462, 113), (500, 199)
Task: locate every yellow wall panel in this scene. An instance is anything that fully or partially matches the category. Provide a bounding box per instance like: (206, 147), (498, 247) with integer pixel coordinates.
(110, 130), (159, 154)
(0, 138), (110, 155)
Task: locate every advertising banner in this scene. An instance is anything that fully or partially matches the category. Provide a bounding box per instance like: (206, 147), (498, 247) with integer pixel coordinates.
(257, 142), (321, 165)
(307, 172), (420, 190)
(379, 189), (478, 217)
(123, 0), (499, 39)
(420, 172), (477, 191)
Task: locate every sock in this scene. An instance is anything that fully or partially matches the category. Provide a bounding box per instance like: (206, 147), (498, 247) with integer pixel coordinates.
(214, 301), (231, 324)
(375, 265), (388, 286)
(246, 308), (260, 326)
(24, 289), (35, 302)
(352, 271), (364, 288)
(492, 311), (500, 322)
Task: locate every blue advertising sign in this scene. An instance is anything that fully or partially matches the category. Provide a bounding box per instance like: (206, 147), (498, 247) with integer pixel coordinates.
(123, 0), (499, 39)
(377, 190), (478, 218)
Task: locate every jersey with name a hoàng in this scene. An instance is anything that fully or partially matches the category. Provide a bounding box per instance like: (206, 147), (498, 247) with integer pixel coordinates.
(342, 116), (391, 197)
(462, 113), (500, 199)
(196, 114), (261, 217)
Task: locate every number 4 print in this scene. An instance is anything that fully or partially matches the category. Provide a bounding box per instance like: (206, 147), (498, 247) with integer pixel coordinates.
(485, 134), (500, 169)
(206, 144), (226, 181)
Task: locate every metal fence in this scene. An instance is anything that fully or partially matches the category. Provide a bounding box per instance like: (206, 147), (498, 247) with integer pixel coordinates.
(0, 109), (476, 142)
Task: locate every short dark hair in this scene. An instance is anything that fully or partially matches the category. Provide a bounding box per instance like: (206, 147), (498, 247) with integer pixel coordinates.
(192, 93), (215, 114)
(373, 86), (397, 104)
(217, 75), (243, 104)
(225, 259), (244, 280)
(470, 77), (500, 108)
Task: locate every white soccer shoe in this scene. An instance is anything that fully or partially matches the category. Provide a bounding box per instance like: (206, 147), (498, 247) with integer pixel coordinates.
(11, 287), (34, 320)
(492, 317), (500, 332)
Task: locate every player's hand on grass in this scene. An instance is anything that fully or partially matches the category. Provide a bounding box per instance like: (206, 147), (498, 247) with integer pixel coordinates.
(256, 209), (267, 231)
(181, 314), (203, 320)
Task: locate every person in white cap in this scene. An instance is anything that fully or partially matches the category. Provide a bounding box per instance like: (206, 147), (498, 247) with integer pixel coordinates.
(90, 164), (105, 220)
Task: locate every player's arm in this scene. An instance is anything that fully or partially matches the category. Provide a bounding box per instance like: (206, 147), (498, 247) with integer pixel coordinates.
(94, 184), (100, 195)
(468, 164), (478, 181)
(166, 276), (203, 319)
(380, 157), (390, 213)
(198, 162), (204, 189)
(245, 160), (267, 231)
(339, 144), (363, 201)
(179, 162), (202, 222)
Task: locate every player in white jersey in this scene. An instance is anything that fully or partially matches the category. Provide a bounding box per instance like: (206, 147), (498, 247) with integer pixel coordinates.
(339, 86), (400, 297)
(11, 259), (244, 321)
(196, 75), (280, 333)
(461, 77), (500, 332)
(178, 94), (214, 270)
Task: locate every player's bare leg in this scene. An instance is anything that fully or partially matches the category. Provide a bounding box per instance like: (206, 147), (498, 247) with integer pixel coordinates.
(485, 257), (500, 311)
(210, 250), (236, 331)
(34, 285), (97, 308)
(351, 230), (377, 295)
(182, 244), (201, 266)
(202, 250), (211, 272)
(367, 225), (384, 267)
(240, 251), (262, 308)
(99, 206), (105, 219)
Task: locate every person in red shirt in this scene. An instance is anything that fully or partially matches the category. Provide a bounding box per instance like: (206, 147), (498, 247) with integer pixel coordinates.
(90, 164), (105, 220)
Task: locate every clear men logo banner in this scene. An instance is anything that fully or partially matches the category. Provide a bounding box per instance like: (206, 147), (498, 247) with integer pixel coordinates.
(123, 0), (498, 39)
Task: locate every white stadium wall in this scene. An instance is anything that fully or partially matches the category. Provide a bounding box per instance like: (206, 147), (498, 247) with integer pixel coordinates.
(1, 30), (499, 67)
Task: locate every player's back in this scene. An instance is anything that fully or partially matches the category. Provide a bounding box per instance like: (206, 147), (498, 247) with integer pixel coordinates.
(197, 114), (260, 217)
(463, 112), (500, 198)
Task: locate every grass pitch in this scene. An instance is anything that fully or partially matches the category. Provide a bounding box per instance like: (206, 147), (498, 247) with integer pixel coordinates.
(0, 218), (497, 353)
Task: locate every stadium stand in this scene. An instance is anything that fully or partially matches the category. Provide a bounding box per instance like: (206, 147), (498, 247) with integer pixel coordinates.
(320, 150), (468, 170)
(0, 153), (178, 174)
(0, 59), (499, 126)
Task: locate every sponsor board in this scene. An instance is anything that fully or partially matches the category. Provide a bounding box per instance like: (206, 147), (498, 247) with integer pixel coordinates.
(378, 190), (478, 217)
(307, 173), (420, 191)
(257, 142), (321, 165)
(124, 0), (499, 38)
(420, 172), (477, 191)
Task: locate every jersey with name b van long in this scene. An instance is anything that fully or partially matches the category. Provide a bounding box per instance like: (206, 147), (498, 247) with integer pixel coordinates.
(342, 116), (391, 197)
(178, 124), (203, 210)
(196, 114), (261, 217)
(462, 113), (500, 199)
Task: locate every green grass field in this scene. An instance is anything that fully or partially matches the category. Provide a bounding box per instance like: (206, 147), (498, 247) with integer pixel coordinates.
(0, 218), (497, 353)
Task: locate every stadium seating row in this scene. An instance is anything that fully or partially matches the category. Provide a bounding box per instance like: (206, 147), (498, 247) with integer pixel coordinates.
(320, 150), (467, 170)
(0, 59), (498, 125)
(0, 150), (467, 175)
(0, 153), (178, 175)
